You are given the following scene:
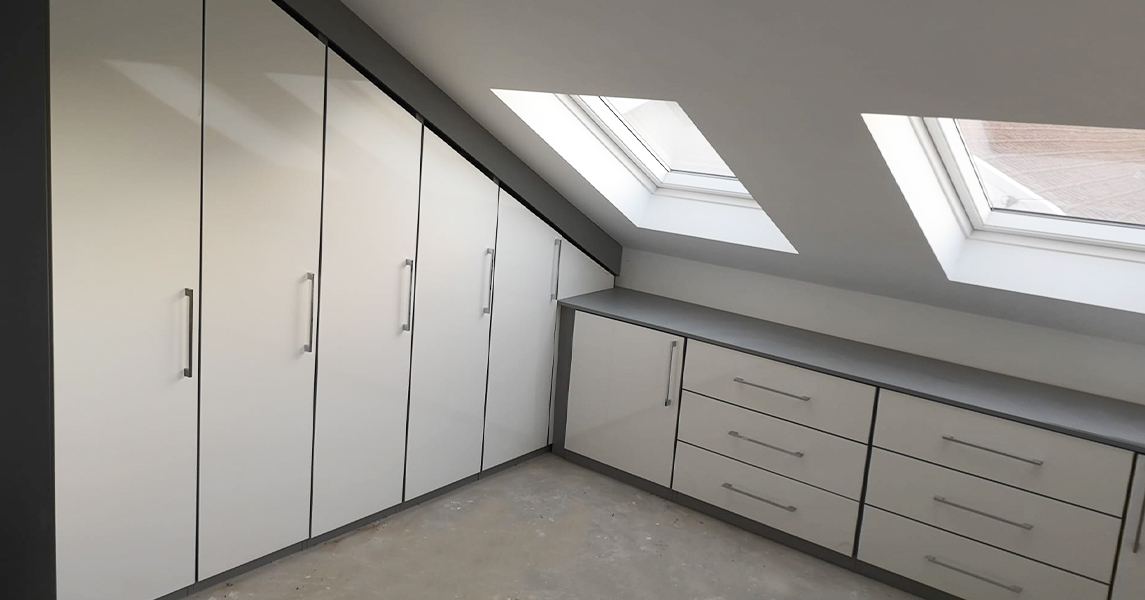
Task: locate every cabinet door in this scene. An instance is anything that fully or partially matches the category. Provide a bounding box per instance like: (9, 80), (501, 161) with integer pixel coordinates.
(483, 193), (560, 470)
(50, 1), (202, 598)
(1114, 458), (1145, 600)
(564, 312), (684, 486)
(405, 131), (499, 499)
(556, 241), (615, 300)
(310, 52), (422, 536)
(199, 0), (325, 578)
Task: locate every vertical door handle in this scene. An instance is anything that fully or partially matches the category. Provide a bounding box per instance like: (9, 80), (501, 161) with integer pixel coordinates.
(402, 259), (415, 332)
(183, 288), (194, 378)
(482, 248), (495, 315)
(304, 272), (316, 353)
(664, 341), (678, 406)
(550, 238), (562, 300)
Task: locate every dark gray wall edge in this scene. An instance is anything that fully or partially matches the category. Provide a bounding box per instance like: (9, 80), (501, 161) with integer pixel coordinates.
(273, 0), (622, 275)
(1, 0), (56, 598)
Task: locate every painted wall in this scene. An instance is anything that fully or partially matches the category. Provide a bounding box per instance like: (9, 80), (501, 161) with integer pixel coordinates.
(618, 248), (1145, 406)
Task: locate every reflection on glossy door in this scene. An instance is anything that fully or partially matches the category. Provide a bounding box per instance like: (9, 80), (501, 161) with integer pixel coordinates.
(405, 131), (499, 500)
(483, 192), (560, 470)
(50, 1), (203, 599)
(311, 51), (422, 536)
(198, 0), (325, 578)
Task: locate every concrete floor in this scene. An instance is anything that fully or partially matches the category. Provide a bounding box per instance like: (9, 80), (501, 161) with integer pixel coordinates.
(190, 454), (919, 600)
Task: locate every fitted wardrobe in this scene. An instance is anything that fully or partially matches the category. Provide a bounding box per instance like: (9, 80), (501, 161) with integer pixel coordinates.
(49, 1), (613, 599)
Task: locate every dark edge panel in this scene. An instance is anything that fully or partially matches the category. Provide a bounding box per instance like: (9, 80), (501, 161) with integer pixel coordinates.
(852, 389), (880, 558)
(269, 0), (622, 274)
(1107, 453), (1139, 599)
(550, 307), (577, 452)
(854, 562), (964, 600)
(1, 0), (56, 598)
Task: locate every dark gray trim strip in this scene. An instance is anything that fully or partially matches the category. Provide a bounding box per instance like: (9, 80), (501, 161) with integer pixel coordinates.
(550, 307), (577, 451)
(2, 0), (56, 597)
(270, 0), (621, 275)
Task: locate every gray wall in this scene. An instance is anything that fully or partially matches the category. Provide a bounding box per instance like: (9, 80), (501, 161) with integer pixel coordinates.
(273, 0), (622, 274)
(1, 0), (56, 597)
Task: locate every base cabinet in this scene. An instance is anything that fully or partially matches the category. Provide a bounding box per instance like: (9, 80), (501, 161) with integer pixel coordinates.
(1113, 458), (1145, 600)
(564, 312), (684, 487)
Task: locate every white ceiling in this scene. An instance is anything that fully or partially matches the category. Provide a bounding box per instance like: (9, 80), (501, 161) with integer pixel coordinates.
(341, 0), (1145, 344)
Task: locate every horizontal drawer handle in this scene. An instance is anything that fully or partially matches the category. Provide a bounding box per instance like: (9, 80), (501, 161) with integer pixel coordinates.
(733, 377), (811, 402)
(933, 496), (1034, 531)
(727, 430), (805, 457)
(721, 482), (797, 512)
(924, 555), (1023, 594)
(941, 435), (1044, 466)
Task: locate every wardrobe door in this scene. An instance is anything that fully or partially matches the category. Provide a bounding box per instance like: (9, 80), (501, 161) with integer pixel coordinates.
(311, 52), (422, 536)
(51, 1), (202, 598)
(483, 193), (560, 470)
(405, 131), (499, 499)
(199, 0), (325, 578)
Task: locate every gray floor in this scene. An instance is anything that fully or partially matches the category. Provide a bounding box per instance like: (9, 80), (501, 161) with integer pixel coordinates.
(190, 454), (919, 600)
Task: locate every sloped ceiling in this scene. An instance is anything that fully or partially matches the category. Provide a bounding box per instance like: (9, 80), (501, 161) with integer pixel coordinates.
(341, 0), (1145, 344)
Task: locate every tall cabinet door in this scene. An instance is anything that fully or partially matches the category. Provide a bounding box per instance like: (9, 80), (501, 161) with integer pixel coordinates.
(199, 0), (325, 578)
(311, 52), (422, 536)
(1114, 458), (1145, 600)
(483, 193), (561, 470)
(406, 131), (499, 500)
(565, 312), (684, 487)
(50, 1), (202, 598)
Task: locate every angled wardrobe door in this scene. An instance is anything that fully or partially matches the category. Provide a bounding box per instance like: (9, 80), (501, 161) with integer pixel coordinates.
(483, 193), (560, 470)
(199, 0), (325, 578)
(51, 1), (202, 598)
(405, 131), (499, 500)
(311, 51), (422, 536)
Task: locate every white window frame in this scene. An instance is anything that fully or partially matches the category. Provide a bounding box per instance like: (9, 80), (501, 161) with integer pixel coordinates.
(923, 117), (1145, 257)
(568, 95), (756, 207)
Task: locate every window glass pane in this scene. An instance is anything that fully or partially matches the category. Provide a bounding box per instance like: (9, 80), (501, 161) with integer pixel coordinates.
(603, 97), (735, 178)
(957, 119), (1145, 226)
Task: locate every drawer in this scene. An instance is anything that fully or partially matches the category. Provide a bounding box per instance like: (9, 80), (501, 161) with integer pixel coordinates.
(866, 448), (1121, 582)
(875, 390), (1133, 515)
(860, 507), (1108, 600)
(1112, 457), (1145, 600)
(682, 341), (875, 442)
(672, 442), (858, 555)
(678, 391), (867, 499)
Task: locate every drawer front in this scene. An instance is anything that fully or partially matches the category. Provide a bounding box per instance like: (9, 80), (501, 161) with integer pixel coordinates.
(672, 442), (858, 555)
(866, 449), (1120, 582)
(860, 507), (1108, 600)
(875, 390), (1133, 515)
(682, 341), (876, 442)
(678, 391), (867, 499)
(1112, 458), (1145, 600)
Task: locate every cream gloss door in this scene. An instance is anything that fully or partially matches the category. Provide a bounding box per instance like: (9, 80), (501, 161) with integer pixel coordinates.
(405, 131), (499, 499)
(310, 51), (422, 536)
(198, 0), (325, 578)
(1114, 458), (1145, 600)
(482, 192), (560, 470)
(50, 1), (202, 598)
(564, 312), (684, 486)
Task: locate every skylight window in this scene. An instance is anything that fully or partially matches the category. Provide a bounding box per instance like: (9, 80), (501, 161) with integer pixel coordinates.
(927, 117), (1145, 250)
(572, 95), (751, 200)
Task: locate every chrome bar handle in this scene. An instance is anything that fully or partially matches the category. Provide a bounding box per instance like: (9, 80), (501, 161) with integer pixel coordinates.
(727, 431), (804, 457)
(933, 496), (1033, 531)
(924, 555), (1023, 594)
(664, 341), (678, 406)
(941, 435), (1044, 466)
(402, 259), (415, 332)
(482, 248), (495, 315)
(550, 238), (562, 300)
(733, 377), (811, 402)
(304, 272), (316, 353)
(722, 483), (797, 512)
(183, 288), (194, 378)
(1134, 488), (1145, 554)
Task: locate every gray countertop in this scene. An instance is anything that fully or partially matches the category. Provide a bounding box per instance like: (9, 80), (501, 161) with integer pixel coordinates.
(561, 288), (1145, 453)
